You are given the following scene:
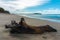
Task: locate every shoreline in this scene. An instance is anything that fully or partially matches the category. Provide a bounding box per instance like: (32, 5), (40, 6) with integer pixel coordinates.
(0, 13), (60, 40)
(17, 14), (60, 32)
(18, 14), (60, 23)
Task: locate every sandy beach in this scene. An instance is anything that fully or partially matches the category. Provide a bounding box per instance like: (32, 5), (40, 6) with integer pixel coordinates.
(0, 13), (60, 40)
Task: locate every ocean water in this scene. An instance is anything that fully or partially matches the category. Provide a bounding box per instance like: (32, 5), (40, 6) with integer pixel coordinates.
(19, 14), (60, 23)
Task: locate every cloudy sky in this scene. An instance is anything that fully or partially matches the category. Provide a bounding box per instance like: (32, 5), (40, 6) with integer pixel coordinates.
(0, 0), (60, 14)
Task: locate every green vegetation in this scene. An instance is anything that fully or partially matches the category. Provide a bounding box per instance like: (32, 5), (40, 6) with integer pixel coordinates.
(0, 7), (10, 14)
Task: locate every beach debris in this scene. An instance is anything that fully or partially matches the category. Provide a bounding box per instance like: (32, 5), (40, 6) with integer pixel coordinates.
(5, 18), (57, 34)
(42, 36), (47, 39)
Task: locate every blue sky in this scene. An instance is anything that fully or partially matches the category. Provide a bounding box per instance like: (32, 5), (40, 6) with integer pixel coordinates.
(0, 0), (60, 14)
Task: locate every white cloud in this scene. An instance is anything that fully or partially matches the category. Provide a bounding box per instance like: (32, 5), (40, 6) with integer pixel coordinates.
(37, 8), (60, 14)
(0, 0), (50, 13)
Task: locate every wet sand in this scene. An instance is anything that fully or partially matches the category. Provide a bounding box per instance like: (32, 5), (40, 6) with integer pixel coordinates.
(0, 13), (60, 40)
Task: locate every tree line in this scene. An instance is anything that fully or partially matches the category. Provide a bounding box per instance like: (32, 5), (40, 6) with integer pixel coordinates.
(0, 7), (10, 14)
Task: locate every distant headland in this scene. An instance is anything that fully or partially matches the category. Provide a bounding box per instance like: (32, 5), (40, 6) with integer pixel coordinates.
(0, 7), (10, 14)
(34, 13), (42, 15)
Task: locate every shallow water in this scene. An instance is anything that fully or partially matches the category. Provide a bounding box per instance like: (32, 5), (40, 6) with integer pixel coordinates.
(20, 14), (60, 23)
